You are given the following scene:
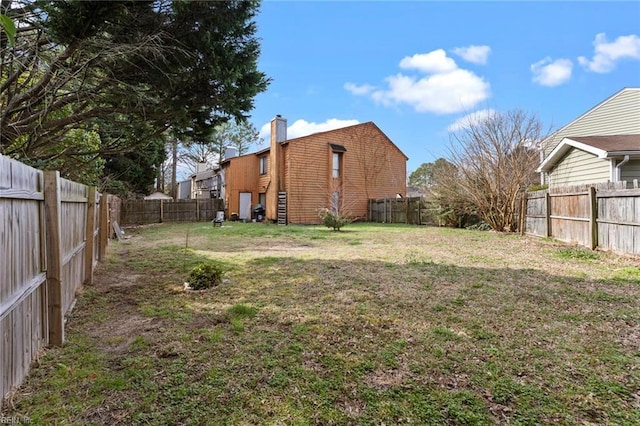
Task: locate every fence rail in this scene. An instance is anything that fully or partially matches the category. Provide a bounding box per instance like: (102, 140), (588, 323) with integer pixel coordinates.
(1, 154), (113, 403)
(121, 198), (224, 225)
(524, 182), (640, 256)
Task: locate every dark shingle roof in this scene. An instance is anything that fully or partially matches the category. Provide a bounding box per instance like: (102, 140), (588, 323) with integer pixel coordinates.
(568, 135), (640, 152)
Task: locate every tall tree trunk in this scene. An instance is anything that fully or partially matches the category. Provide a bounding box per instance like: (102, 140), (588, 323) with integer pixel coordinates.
(156, 166), (162, 192)
(171, 139), (178, 199)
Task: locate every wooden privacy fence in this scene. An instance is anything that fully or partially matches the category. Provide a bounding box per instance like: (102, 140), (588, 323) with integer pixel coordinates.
(121, 198), (224, 225)
(1, 154), (113, 402)
(524, 182), (640, 255)
(369, 197), (437, 225)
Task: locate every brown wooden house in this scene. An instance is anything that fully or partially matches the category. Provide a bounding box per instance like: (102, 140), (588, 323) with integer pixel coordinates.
(220, 116), (408, 224)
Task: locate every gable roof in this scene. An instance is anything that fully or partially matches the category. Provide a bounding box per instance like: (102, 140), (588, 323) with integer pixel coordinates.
(568, 135), (640, 153)
(282, 121), (409, 160)
(222, 121), (409, 163)
(541, 87), (640, 154)
(253, 121), (409, 160)
(537, 134), (640, 173)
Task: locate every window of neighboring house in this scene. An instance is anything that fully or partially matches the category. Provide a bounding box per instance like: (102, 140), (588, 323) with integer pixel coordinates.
(332, 152), (341, 178)
(259, 193), (266, 208)
(259, 156), (267, 175)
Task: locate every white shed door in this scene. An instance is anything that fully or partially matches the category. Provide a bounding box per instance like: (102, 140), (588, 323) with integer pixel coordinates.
(239, 192), (252, 220)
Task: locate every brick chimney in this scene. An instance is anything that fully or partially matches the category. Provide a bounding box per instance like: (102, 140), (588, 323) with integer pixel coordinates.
(267, 115), (286, 220)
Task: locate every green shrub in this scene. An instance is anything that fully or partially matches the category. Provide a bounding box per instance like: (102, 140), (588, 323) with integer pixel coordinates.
(187, 262), (224, 290)
(465, 221), (492, 231)
(317, 208), (351, 231)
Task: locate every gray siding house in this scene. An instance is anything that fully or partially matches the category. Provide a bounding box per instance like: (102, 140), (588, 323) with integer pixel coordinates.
(538, 88), (640, 187)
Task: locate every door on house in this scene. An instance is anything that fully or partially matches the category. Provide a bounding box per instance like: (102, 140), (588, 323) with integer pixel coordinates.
(239, 192), (252, 221)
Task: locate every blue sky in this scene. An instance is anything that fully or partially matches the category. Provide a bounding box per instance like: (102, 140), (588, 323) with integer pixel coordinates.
(248, 1), (640, 176)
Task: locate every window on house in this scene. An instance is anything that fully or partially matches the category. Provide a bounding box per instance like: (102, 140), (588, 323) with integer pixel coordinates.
(329, 144), (346, 179)
(332, 152), (341, 178)
(259, 156), (267, 175)
(259, 193), (266, 208)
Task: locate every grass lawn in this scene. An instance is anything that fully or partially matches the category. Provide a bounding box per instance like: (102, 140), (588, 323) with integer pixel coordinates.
(3, 222), (640, 425)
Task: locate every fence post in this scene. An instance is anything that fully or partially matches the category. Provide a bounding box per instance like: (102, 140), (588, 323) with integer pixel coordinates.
(545, 191), (551, 238)
(98, 193), (108, 261)
(405, 198), (409, 224)
(84, 187), (96, 285)
(43, 171), (64, 346)
(520, 192), (527, 235)
(382, 199), (386, 223)
(160, 199), (164, 223)
(589, 186), (597, 250)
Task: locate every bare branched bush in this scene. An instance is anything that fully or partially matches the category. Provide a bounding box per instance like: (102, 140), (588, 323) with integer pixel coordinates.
(445, 109), (545, 232)
(428, 158), (478, 227)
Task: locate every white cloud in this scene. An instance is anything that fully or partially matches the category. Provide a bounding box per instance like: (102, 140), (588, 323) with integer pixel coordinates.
(451, 45), (491, 65)
(578, 33), (640, 73)
(399, 50), (458, 73)
(446, 109), (496, 132)
(371, 69), (490, 114)
(345, 48), (490, 114)
(531, 57), (573, 87)
(344, 82), (375, 96)
(259, 118), (360, 141)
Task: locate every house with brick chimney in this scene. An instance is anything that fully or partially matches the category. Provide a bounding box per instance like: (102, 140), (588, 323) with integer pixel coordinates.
(219, 115), (407, 224)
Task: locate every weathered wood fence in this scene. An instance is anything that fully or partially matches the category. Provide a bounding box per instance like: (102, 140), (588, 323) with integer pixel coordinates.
(121, 198), (224, 225)
(1, 154), (114, 402)
(368, 197), (437, 225)
(524, 182), (640, 255)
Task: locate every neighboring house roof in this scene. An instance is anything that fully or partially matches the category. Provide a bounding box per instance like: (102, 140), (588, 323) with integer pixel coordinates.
(144, 191), (173, 200)
(190, 169), (216, 180)
(537, 134), (640, 172)
(540, 87), (640, 155)
(406, 186), (428, 197)
(220, 151), (258, 166)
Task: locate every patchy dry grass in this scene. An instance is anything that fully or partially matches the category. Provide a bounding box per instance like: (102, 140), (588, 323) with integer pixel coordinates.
(3, 222), (640, 425)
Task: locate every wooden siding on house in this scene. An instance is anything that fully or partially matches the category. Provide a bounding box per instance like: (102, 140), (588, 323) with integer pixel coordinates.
(222, 120), (407, 224)
(549, 148), (610, 187)
(285, 133), (330, 224)
(284, 122), (407, 224)
(542, 88), (640, 157)
(621, 159), (640, 183)
(223, 155), (259, 218)
(257, 152), (271, 204)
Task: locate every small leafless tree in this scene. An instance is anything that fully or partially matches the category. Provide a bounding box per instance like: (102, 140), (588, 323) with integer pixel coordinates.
(180, 141), (219, 175)
(446, 109), (545, 232)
